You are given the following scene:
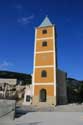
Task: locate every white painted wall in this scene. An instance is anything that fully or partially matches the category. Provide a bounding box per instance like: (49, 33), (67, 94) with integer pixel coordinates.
(23, 85), (32, 105)
(0, 79), (17, 85)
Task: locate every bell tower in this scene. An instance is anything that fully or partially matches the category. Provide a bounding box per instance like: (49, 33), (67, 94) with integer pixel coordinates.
(32, 17), (57, 105)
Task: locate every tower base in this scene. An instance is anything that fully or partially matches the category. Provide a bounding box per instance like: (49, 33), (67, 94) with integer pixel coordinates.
(32, 96), (56, 106)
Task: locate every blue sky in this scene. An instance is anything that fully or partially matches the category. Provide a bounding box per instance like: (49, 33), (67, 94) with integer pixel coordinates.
(0, 0), (83, 80)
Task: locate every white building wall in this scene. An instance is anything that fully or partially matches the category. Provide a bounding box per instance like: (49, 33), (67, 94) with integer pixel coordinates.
(23, 85), (32, 105)
(0, 79), (17, 85)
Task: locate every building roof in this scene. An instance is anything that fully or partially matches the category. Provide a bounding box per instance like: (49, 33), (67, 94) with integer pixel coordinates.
(39, 16), (53, 27)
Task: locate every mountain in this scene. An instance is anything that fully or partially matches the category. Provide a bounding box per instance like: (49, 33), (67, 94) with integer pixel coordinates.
(0, 70), (32, 85)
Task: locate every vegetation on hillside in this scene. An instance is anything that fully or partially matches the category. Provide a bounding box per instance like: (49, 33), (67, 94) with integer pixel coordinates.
(67, 78), (83, 103)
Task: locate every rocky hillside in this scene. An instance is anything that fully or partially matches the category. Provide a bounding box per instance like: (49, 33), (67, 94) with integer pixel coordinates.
(67, 78), (83, 103)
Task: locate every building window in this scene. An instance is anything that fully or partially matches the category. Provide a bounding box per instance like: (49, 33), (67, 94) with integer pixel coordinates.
(42, 41), (47, 47)
(26, 95), (30, 102)
(41, 70), (47, 77)
(42, 29), (47, 34)
(0, 87), (2, 91)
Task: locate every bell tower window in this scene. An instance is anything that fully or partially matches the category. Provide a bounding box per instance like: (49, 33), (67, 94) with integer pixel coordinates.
(42, 41), (47, 47)
(42, 29), (47, 34)
(41, 70), (47, 77)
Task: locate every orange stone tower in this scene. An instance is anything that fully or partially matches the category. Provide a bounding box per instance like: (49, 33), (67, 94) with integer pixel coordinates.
(32, 17), (57, 105)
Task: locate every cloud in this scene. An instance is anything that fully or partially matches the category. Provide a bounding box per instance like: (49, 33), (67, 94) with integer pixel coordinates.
(18, 15), (35, 25)
(0, 61), (14, 70)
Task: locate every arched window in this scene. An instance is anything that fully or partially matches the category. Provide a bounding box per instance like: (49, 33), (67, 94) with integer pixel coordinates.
(42, 41), (47, 47)
(41, 70), (47, 77)
(42, 29), (47, 34)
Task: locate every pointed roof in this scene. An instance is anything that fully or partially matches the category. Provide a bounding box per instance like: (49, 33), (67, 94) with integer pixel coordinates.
(39, 16), (53, 27)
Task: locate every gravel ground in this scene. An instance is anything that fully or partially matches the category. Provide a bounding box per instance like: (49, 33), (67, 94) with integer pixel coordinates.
(54, 103), (83, 112)
(15, 103), (83, 114)
(1, 112), (83, 125)
(15, 112), (83, 125)
(1, 104), (83, 125)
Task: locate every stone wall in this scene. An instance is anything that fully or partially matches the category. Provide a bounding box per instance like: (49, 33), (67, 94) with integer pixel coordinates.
(0, 99), (16, 120)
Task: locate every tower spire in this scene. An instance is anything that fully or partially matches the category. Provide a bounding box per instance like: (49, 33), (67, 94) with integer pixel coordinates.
(39, 16), (53, 27)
